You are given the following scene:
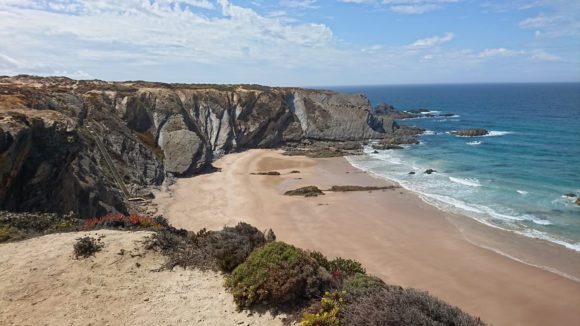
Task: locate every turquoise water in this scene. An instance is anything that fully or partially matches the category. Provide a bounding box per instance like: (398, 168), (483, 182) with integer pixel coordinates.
(331, 84), (580, 251)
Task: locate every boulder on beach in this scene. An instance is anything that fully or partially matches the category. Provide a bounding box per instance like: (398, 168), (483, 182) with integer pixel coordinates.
(284, 186), (325, 197)
(424, 169), (436, 174)
(450, 129), (489, 137)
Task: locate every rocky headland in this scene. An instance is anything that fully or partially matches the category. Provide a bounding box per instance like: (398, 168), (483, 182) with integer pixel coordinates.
(0, 75), (421, 217)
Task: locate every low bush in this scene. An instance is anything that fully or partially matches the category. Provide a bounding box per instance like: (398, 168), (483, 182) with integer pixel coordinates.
(342, 273), (385, 295)
(73, 236), (104, 259)
(146, 223), (269, 272)
(0, 225), (21, 242)
(226, 241), (330, 308)
(301, 290), (345, 326)
(328, 257), (365, 278)
(84, 213), (162, 230)
(204, 222), (268, 272)
(340, 285), (485, 326)
(309, 251), (365, 280)
(0, 211), (80, 243)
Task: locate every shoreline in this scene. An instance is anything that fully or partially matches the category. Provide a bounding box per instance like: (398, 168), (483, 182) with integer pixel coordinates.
(153, 149), (580, 326)
(345, 155), (580, 282)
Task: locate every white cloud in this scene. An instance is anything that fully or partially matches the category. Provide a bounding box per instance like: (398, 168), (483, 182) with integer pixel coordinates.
(0, 0), (340, 76)
(339, 0), (460, 14)
(530, 50), (562, 62)
(0, 0), (576, 84)
(517, 1), (580, 37)
(477, 48), (518, 58)
(279, 0), (318, 9)
(339, 0), (375, 3)
(361, 45), (384, 54)
(390, 4), (438, 14)
(408, 32), (454, 48)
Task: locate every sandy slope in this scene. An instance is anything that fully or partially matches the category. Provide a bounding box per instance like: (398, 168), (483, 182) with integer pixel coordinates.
(0, 230), (283, 326)
(155, 149), (580, 326)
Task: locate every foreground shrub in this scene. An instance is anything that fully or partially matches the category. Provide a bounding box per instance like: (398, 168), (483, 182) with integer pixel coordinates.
(204, 222), (268, 272)
(226, 241), (330, 308)
(340, 286), (485, 326)
(146, 223), (269, 272)
(301, 290), (345, 326)
(310, 251), (365, 280)
(73, 236), (104, 259)
(0, 225), (21, 242)
(0, 211), (80, 242)
(342, 273), (385, 295)
(328, 257), (365, 278)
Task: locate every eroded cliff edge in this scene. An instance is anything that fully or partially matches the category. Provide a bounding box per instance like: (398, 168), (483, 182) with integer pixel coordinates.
(0, 76), (420, 217)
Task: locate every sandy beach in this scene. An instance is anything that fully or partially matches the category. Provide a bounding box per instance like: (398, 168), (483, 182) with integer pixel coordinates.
(154, 149), (580, 326)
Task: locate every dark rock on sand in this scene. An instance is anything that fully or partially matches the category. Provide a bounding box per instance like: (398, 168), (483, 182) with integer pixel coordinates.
(425, 169), (437, 174)
(284, 186), (325, 197)
(409, 172), (416, 175)
(451, 129), (489, 137)
(372, 144), (404, 150)
(251, 171), (281, 176)
(328, 185), (399, 192)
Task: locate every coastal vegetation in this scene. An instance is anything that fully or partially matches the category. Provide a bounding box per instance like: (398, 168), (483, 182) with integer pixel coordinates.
(0, 210), (485, 325)
(73, 236), (104, 259)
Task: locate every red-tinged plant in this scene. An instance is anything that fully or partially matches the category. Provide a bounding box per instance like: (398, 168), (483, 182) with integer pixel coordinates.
(331, 270), (343, 282)
(84, 213), (160, 230)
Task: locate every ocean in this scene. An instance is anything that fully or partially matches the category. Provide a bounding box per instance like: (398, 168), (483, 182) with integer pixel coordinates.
(329, 83), (580, 251)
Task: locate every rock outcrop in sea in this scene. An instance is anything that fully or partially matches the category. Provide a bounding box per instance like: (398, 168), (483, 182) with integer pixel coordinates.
(450, 129), (489, 137)
(0, 76), (422, 216)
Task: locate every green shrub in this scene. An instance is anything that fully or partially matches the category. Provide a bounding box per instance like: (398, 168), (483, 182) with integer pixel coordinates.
(309, 251), (331, 270)
(328, 257), (365, 277)
(73, 236), (104, 259)
(340, 285), (485, 326)
(146, 223), (267, 272)
(342, 273), (385, 295)
(0, 211), (80, 242)
(301, 290), (345, 326)
(226, 241), (329, 308)
(309, 251), (365, 278)
(204, 222), (267, 272)
(147, 229), (187, 252)
(0, 225), (21, 242)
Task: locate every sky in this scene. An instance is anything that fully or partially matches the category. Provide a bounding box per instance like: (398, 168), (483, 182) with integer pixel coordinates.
(0, 0), (579, 86)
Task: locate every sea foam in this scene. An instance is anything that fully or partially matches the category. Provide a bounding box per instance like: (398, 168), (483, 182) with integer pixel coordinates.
(449, 176), (481, 187)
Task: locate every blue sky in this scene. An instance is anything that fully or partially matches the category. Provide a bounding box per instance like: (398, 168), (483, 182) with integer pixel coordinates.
(0, 0), (578, 86)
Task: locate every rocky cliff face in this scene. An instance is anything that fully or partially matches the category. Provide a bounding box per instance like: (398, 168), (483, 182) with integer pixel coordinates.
(0, 76), (420, 217)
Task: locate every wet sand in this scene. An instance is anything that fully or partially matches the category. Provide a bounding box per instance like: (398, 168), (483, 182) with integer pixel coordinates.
(154, 149), (580, 326)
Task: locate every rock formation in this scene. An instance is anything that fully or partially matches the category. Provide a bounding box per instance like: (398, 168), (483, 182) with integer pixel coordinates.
(450, 129), (489, 137)
(0, 76), (421, 216)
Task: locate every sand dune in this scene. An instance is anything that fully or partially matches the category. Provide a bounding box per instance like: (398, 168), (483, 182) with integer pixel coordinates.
(0, 230), (283, 326)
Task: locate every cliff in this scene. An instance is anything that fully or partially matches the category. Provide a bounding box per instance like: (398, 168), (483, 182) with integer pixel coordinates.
(0, 76), (419, 217)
